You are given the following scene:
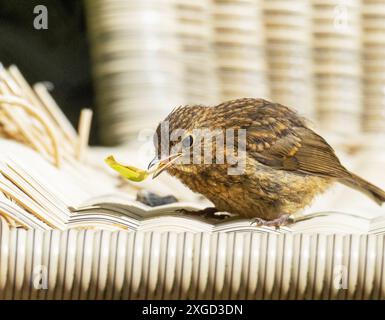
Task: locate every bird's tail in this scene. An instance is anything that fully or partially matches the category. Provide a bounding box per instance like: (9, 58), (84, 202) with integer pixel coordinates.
(343, 173), (385, 205)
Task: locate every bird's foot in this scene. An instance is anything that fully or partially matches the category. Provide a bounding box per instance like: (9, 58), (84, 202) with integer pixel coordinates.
(251, 214), (293, 230)
(177, 207), (233, 220)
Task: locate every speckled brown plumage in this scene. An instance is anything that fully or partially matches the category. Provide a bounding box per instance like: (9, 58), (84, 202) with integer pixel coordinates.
(153, 98), (385, 222)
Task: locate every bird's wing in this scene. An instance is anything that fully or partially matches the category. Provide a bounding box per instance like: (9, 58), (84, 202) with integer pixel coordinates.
(248, 118), (349, 179)
(215, 98), (349, 179)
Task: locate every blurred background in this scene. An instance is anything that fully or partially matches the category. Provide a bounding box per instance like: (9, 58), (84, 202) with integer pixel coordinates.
(2, 0), (385, 146)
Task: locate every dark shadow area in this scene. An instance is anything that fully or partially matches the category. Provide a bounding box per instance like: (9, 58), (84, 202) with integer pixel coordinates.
(0, 0), (99, 144)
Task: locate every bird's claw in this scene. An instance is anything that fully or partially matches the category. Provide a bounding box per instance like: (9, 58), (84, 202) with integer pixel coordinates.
(177, 207), (231, 220)
(251, 214), (292, 230)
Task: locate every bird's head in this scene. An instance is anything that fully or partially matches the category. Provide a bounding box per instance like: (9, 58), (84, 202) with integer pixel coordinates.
(148, 104), (247, 178)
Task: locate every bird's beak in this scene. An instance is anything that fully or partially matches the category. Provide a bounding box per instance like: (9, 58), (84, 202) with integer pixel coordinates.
(148, 153), (182, 179)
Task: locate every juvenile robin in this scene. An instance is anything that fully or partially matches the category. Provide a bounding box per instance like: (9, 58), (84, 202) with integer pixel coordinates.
(148, 98), (385, 227)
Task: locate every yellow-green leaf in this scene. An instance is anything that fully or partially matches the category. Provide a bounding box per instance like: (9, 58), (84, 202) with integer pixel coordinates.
(104, 155), (149, 182)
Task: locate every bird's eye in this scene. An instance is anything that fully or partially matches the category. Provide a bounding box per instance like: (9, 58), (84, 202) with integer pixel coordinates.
(182, 135), (194, 148)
